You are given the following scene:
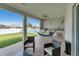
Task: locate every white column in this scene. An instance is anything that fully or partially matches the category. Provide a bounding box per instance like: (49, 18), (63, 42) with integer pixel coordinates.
(23, 16), (27, 55)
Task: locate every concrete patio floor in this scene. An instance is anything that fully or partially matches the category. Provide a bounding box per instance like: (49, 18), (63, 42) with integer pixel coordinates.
(0, 41), (23, 56)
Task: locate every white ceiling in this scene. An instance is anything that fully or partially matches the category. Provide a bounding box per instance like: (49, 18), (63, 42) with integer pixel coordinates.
(6, 3), (69, 20)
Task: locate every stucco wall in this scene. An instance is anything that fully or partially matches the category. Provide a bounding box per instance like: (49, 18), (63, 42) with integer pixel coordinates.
(65, 4), (73, 42)
(43, 17), (64, 30)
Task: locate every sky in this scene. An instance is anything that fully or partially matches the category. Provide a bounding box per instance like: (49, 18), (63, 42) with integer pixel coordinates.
(0, 9), (23, 27)
(0, 9), (40, 27)
(27, 17), (40, 27)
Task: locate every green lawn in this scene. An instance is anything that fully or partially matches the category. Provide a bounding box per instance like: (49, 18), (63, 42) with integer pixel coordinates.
(0, 33), (37, 48)
(0, 33), (22, 48)
(27, 33), (37, 37)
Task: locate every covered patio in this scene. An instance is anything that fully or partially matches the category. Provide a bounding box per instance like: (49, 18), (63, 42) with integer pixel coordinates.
(0, 3), (77, 56)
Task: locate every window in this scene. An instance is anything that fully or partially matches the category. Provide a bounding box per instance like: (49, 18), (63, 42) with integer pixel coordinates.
(27, 17), (40, 37)
(0, 9), (23, 48)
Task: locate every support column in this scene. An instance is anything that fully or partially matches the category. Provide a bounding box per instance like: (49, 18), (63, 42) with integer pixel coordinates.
(40, 19), (44, 29)
(23, 16), (27, 56)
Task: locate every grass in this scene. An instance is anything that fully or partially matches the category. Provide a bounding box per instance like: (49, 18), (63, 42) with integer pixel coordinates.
(0, 33), (22, 48)
(27, 33), (37, 37)
(0, 33), (37, 48)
